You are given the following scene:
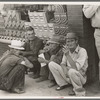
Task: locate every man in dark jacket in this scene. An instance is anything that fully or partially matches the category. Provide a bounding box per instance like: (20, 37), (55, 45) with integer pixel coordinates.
(20, 26), (44, 79)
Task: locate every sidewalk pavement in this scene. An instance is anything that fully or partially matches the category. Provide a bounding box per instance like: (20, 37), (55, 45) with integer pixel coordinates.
(0, 74), (100, 98)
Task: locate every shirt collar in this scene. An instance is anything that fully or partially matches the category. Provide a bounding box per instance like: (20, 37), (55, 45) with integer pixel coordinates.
(29, 36), (37, 42)
(74, 45), (80, 53)
(69, 45), (80, 54)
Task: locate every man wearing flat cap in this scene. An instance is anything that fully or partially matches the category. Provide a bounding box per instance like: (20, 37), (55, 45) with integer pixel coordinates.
(49, 32), (88, 96)
(37, 34), (64, 87)
(20, 26), (44, 79)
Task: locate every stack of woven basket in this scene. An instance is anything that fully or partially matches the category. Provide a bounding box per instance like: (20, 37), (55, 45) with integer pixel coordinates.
(4, 10), (26, 42)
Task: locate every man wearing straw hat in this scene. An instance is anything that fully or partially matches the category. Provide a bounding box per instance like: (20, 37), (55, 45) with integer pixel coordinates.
(0, 40), (33, 94)
(49, 32), (88, 96)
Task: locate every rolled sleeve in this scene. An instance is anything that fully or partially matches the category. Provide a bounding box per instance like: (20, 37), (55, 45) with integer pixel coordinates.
(75, 48), (88, 70)
(83, 5), (99, 18)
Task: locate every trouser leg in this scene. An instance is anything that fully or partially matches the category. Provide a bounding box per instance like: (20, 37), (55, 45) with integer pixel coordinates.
(49, 61), (69, 86)
(94, 29), (100, 81)
(40, 64), (54, 80)
(68, 69), (86, 96)
(31, 61), (41, 75)
(0, 65), (25, 91)
(11, 65), (25, 90)
(48, 71), (54, 81)
(40, 65), (49, 78)
(36, 65), (49, 82)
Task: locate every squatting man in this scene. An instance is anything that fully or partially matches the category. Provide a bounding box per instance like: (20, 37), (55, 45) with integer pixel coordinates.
(49, 32), (88, 96)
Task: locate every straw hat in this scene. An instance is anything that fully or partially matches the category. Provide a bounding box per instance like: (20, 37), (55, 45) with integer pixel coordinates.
(8, 40), (24, 50)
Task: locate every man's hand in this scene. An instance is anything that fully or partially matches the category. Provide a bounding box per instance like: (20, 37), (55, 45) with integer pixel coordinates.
(62, 45), (69, 56)
(24, 57), (33, 68)
(19, 51), (27, 57)
(60, 63), (66, 70)
(50, 55), (55, 61)
(19, 51), (23, 55)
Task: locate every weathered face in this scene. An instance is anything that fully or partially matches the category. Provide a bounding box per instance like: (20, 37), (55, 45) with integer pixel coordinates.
(43, 42), (59, 52)
(65, 32), (78, 51)
(43, 45), (50, 52)
(49, 43), (58, 49)
(27, 30), (35, 40)
(10, 48), (14, 52)
(13, 49), (20, 55)
(66, 38), (78, 50)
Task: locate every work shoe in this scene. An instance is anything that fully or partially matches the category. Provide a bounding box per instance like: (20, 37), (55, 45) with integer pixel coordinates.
(56, 84), (71, 91)
(56, 85), (67, 91)
(36, 77), (48, 82)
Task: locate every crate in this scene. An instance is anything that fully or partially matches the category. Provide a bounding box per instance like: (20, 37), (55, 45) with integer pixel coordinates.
(28, 11), (47, 24)
(32, 23), (54, 38)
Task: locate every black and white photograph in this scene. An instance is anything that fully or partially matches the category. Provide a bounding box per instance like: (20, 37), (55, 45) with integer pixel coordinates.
(0, 2), (99, 98)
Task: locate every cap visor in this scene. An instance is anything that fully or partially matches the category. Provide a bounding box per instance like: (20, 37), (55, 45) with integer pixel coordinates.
(47, 41), (59, 44)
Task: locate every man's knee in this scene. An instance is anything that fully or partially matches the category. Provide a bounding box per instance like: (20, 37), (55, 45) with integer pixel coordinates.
(49, 61), (62, 72)
(48, 61), (55, 70)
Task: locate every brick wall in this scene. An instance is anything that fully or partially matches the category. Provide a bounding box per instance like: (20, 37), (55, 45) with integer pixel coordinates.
(67, 5), (85, 47)
(67, 5), (83, 37)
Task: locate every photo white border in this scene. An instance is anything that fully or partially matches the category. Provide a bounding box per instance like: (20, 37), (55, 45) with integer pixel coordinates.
(0, 1), (100, 99)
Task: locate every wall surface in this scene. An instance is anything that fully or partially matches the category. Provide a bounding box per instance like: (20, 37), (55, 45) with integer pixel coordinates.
(67, 5), (83, 38)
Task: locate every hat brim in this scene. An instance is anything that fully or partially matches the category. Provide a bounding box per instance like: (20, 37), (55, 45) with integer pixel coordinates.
(47, 40), (60, 44)
(8, 45), (25, 50)
(66, 38), (76, 39)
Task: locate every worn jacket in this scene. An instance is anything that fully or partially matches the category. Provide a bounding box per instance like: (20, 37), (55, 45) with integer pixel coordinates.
(22, 36), (44, 62)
